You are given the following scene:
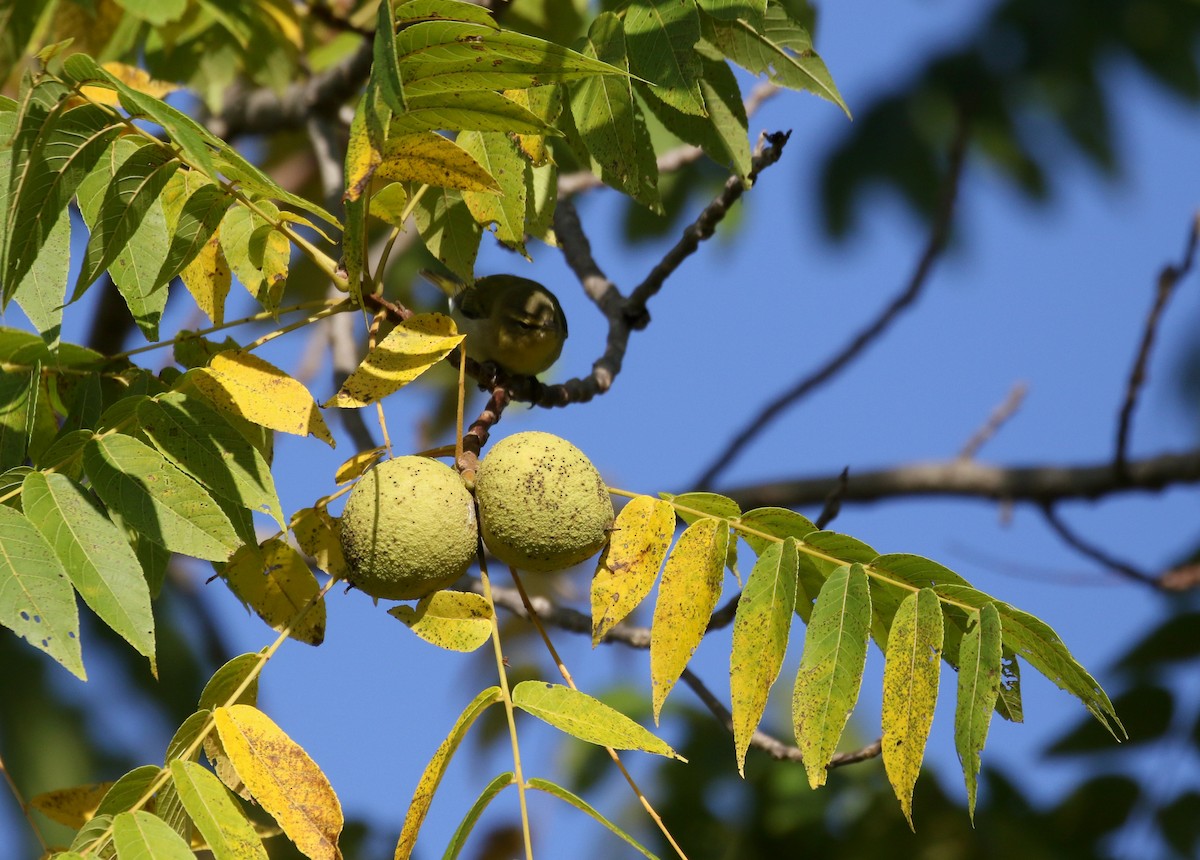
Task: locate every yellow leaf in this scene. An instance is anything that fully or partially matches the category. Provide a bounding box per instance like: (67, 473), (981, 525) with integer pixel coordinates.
(255, 0), (304, 48)
(388, 591), (493, 652)
(326, 313), (464, 408)
(222, 538), (327, 645)
(334, 448), (387, 485)
(881, 588), (944, 830)
(185, 351), (335, 446)
(214, 705), (344, 860)
(30, 782), (112, 827)
(591, 495), (675, 646)
(179, 232), (232, 325)
(80, 61), (178, 104)
(377, 132), (500, 193)
(650, 517), (728, 723)
(290, 507), (349, 578)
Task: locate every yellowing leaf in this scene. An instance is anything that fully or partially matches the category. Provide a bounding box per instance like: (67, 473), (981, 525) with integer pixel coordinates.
(368, 183), (409, 227)
(169, 759), (268, 860)
(326, 313), (464, 408)
(219, 202), (291, 311)
(214, 704), (344, 860)
(184, 351), (334, 446)
(376, 132), (500, 193)
(955, 602), (1002, 822)
(791, 563), (871, 788)
(395, 687), (503, 860)
(650, 517), (727, 722)
(30, 782), (112, 827)
(512, 681), (682, 759)
(334, 448), (387, 484)
(592, 495), (675, 646)
(222, 538), (326, 645)
(80, 61), (179, 104)
(389, 591), (493, 652)
(290, 507), (348, 578)
(881, 588), (944, 830)
(730, 538), (799, 776)
(179, 228), (232, 325)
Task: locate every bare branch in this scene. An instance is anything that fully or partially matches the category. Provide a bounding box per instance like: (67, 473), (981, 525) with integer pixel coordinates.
(694, 118), (971, 490)
(1040, 504), (1158, 587)
(1114, 212), (1200, 476)
(723, 449), (1200, 509)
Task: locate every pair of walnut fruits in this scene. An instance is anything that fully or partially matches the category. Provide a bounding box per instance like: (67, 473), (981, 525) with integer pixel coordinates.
(339, 432), (614, 600)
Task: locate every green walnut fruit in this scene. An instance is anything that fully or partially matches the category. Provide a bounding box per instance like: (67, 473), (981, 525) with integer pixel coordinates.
(339, 456), (478, 600)
(475, 431), (614, 573)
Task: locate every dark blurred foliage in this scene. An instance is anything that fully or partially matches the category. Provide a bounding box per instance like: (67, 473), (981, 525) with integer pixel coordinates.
(820, 0), (1200, 238)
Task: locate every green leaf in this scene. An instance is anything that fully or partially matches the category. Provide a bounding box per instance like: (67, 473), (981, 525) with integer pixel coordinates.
(441, 773), (514, 860)
(156, 172), (231, 291)
(458, 130), (529, 254)
(69, 813), (114, 855)
(650, 516), (727, 721)
(395, 687), (503, 860)
(373, 0), (406, 113)
(83, 433), (242, 562)
(702, 4), (847, 115)
(955, 602), (1002, 822)
(527, 778), (661, 860)
(396, 20), (627, 95)
(166, 710), (211, 762)
(219, 200), (290, 311)
(412, 186), (482, 282)
(138, 393), (285, 531)
(568, 13), (661, 211)
(0, 1), (51, 85)
(73, 137), (181, 310)
(95, 765), (162, 817)
(730, 537), (798, 775)
(21, 471), (155, 667)
(199, 652), (263, 711)
(624, 0), (705, 115)
(0, 505), (83, 678)
(390, 91), (558, 136)
(113, 0), (188, 25)
(881, 588), (944, 829)
(169, 759), (268, 860)
(592, 495), (675, 645)
(695, 0), (764, 21)
(394, 0), (502, 27)
(791, 563), (872, 788)
(389, 590), (493, 652)
(513, 681), (681, 758)
(112, 810), (194, 860)
(0, 367), (36, 470)
(670, 491), (741, 524)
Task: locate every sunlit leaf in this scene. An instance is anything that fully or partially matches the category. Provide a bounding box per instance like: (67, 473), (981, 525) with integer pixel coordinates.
(0, 505), (83, 678)
(112, 810), (194, 860)
(377, 132), (500, 193)
(592, 495), (675, 645)
(624, 0), (704, 115)
(650, 516), (727, 721)
(95, 765), (161, 817)
(290, 507), (348, 578)
(395, 687), (503, 859)
(513, 681), (681, 758)
(458, 131), (529, 254)
(199, 652), (263, 711)
(170, 759), (268, 859)
(389, 591), (493, 652)
(881, 588), (944, 829)
(219, 201), (291, 311)
(182, 351), (335, 446)
(955, 602), (1002, 821)
(327, 313), (464, 408)
(21, 471), (155, 667)
(214, 705), (343, 860)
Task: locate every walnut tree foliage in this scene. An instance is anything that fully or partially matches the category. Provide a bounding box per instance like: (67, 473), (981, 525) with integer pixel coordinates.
(0, 1), (1137, 858)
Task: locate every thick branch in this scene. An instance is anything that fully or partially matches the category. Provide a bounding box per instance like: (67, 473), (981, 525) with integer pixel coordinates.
(722, 449), (1200, 509)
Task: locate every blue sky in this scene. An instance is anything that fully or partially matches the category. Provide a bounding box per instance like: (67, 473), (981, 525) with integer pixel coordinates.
(4, 1), (1200, 857)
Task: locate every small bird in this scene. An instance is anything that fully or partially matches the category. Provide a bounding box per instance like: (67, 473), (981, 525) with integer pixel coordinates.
(421, 270), (568, 376)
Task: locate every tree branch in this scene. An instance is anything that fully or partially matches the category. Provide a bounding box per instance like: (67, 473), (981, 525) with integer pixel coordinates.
(722, 448), (1200, 509)
(694, 117), (971, 490)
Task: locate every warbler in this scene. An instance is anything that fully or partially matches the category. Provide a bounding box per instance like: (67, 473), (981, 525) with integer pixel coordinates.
(421, 270), (568, 376)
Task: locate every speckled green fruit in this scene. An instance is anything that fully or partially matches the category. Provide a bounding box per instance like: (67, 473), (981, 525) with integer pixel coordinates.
(339, 456), (478, 600)
(475, 431), (614, 573)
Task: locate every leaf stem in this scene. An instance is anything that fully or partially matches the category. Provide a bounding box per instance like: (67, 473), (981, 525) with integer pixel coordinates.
(478, 554), (535, 860)
(507, 566), (690, 860)
(0, 750), (47, 853)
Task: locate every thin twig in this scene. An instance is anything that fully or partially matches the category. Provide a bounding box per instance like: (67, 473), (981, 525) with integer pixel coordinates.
(815, 467), (850, 529)
(693, 117), (972, 490)
(1114, 212), (1200, 477)
(1040, 504), (1158, 587)
(958, 382), (1028, 461)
